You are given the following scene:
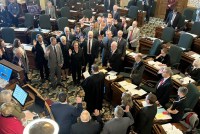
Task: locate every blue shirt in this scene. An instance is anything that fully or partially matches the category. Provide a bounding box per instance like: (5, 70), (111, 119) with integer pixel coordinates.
(8, 2), (20, 16)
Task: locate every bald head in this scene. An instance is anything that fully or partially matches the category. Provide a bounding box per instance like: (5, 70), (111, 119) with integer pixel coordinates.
(88, 31), (94, 39)
(80, 110), (91, 122)
(107, 19), (112, 25)
(113, 5), (118, 11)
(111, 41), (118, 52)
(118, 30), (123, 38)
(64, 27), (70, 35)
(132, 21), (138, 28)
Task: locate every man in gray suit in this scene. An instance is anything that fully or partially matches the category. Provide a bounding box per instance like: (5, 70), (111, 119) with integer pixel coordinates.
(102, 105), (134, 134)
(46, 37), (63, 88)
(45, 1), (56, 19)
(126, 21), (140, 52)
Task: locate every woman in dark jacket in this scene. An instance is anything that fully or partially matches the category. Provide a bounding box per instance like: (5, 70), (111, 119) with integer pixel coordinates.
(69, 41), (84, 86)
(155, 47), (170, 66)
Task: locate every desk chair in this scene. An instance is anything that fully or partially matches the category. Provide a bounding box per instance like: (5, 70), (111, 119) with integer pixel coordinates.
(127, 6), (139, 20)
(84, 1), (90, 9)
(183, 8), (195, 21)
(127, 0), (135, 9)
(1, 28), (15, 44)
(177, 14), (186, 31)
(136, 1), (143, 11)
(190, 22), (200, 36)
(89, 0), (97, 9)
(168, 44), (183, 69)
(145, 39), (162, 58)
(161, 27), (175, 43)
(60, 6), (70, 19)
(24, 13), (34, 28)
(57, 17), (69, 31)
(39, 15), (52, 30)
(177, 34), (193, 51)
(82, 9), (93, 19)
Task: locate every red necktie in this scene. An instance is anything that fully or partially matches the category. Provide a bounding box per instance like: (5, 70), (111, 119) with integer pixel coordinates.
(129, 30), (133, 41)
(157, 79), (164, 88)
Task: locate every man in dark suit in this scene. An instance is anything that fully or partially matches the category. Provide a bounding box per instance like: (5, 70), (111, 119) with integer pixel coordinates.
(135, 93), (157, 134)
(51, 92), (83, 134)
(102, 105), (134, 134)
(166, 8), (181, 29)
(71, 110), (103, 134)
(142, 67), (173, 107)
(32, 34), (49, 82)
(112, 5), (120, 21)
(81, 64), (105, 113)
(102, 18), (117, 36)
(104, 0), (115, 12)
(164, 0), (177, 21)
(142, 0), (154, 22)
(46, 37), (63, 88)
(81, 31), (99, 72)
(59, 27), (75, 44)
(83, 22), (98, 39)
(108, 41), (122, 72)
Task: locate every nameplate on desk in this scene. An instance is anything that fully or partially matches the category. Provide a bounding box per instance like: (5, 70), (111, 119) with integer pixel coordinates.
(70, 10), (78, 13)
(162, 123), (183, 134)
(68, 19), (76, 23)
(14, 28), (28, 32)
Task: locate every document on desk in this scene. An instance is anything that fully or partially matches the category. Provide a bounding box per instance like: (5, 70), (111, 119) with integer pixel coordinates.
(191, 53), (200, 59)
(156, 108), (172, 120)
(128, 52), (137, 57)
(181, 77), (195, 85)
(99, 69), (108, 74)
(14, 28), (28, 32)
(83, 71), (90, 79)
(105, 75), (117, 80)
(107, 71), (117, 76)
(172, 74), (183, 80)
(162, 123), (183, 134)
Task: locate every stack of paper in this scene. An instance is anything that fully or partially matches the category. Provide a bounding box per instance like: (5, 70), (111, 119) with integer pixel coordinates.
(172, 74), (182, 80)
(162, 123), (183, 134)
(191, 53), (200, 59)
(99, 69), (108, 74)
(83, 71), (90, 79)
(147, 61), (166, 70)
(181, 77), (195, 85)
(105, 75), (117, 80)
(22, 44), (32, 51)
(156, 108), (172, 120)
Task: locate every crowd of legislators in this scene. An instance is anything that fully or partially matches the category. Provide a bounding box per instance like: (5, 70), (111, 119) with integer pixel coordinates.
(0, 0), (200, 134)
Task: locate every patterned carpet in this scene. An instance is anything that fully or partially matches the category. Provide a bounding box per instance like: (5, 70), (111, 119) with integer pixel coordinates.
(28, 17), (164, 121)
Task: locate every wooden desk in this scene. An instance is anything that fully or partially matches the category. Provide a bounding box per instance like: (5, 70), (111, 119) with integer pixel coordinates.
(95, 4), (104, 13)
(0, 59), (24, 86)
(152, 123), (187, 134)
(139, 38), (154, 54)
(193, 38), (200, 53)
(104, 74), (124, 102)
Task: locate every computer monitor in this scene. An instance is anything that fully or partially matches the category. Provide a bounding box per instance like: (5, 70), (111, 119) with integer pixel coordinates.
(12, 84), (28, 106)
(0, 64), (12, 82)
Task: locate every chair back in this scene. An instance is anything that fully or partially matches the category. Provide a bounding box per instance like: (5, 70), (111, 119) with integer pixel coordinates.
(24, 13), (34, 28)
(127, 0), (135, 9)
(39, 15), (51, 30)
(190, 22), (200, 36)
(161, 27), (175, 43)
(127, 6), (139, 20)
(186, 83), (200, 110)
(168, 44), (183, 66)
(2, 28), (15, 44)
(57, 17), (69, 31)
(177, 14), (186, 30)
(82, 9), (93, 19)
(183, 8), (195, 21)
(149, 39), (162, 56)
(178, 34), (193, 50)
(136, 1), (143, 11)
(60, 6), (70, 18)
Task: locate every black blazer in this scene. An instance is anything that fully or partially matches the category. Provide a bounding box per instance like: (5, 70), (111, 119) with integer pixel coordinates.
(104, 0), (115, 11)
(115, 37), (127, 58)
(130, 61), (145, 85)
(112, 11), (120, 20)
(109, 50), (121, 72)
(0, 48), (13, 62)
(102, 25), (117, 36)
(32, 41), (47, 66)
(156, 78), (173, 106)
(81, 38), (99, 58)
(70, 48), (85, 67)
(155, 54), (171, 66)
(187, 66), (200, 82)
(136, 104), (157, 134)
(166, 11), (181, 28)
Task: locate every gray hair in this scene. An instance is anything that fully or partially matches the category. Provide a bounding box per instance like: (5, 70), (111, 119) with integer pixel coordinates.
(0, 90), (13, 104)
(178, 87), (188, 96)
(114, 106), (124, 118)
(163, 67), (173, 76)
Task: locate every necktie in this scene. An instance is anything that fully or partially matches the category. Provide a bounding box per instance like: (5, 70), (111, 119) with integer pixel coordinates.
(157, 79), (164, 89)
(88, 40), (91, 54)
(129, 29), (134, 41)
(54, 46), (58, 63)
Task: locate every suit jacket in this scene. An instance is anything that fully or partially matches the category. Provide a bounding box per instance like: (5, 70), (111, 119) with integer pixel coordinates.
(187, 66), (200, 82)
(45, 6), (56, 18)
(51, 102), (83, 134)
(166, 11), (181, 28)
(167, 0), (177, 10)
(109, 50), (122, 72)
(156, 77), (173, 106)
(143, 0), (154, 6)
(102, 25), (117, 36)
(32, 41), (47, 67)
(81, 38), (99, 59)
(101, 37), (114, 58)
(102, 112), (134, 134)
(113, 37), (127, 58)
(46, 44), (63, 68)
(71, 119), (102, 134)
(130, 61), (145, 85)
(94, 21), (106, 34)
(104, 0), (115, 11)
(58, 33), (75, 44)
(83, 27), (98, 38)
(127, 26), (140, 48)
(112, 11), (120, 20)
(136, 104), (157, 134)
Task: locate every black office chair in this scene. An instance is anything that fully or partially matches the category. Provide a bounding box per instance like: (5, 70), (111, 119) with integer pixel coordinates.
(190, 22), (200, 36)
(30, 31), (43, 45)
(82, 9), (93, 19)
(168, 44), (183, 69)
(60, 6), (71, 18)
(89, 0), (97, 9)
(185, 83), (200, 111)
(27, 13), (35, 26)
(136, 1), (143, 11)
(177, 34), (193, 51)
(177, 14), (186, 31)
(39, 15), (51, 30)
(126, 0), (135, 9)
(127, 6), (139, 20)
(183, 8), (195, 21)
(84, 1), (90, 9)
(161, 27), (175, 43)
(1, 28), (15, 44)
(57, 17), (69, 31)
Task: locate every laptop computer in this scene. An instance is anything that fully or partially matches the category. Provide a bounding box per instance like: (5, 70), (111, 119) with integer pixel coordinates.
(0, 64), (12, 88)
(12, 84), (28, 107)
